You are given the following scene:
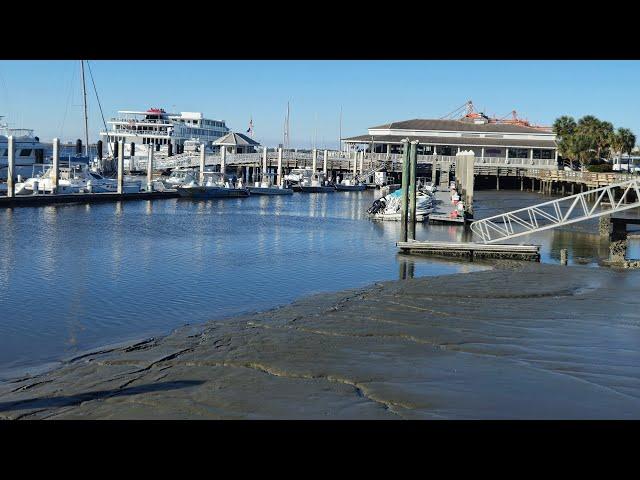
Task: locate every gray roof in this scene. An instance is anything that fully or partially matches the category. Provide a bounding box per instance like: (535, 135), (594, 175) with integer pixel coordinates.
(342, 134), (557, 149)
(212, 132), (260, 147)
(369, 118), (552, 134)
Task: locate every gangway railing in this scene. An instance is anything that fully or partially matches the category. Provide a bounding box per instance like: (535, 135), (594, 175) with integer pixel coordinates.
(470, 179), (640, 243)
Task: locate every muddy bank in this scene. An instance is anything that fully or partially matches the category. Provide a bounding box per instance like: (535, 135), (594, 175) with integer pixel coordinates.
(1, 262), (640, 419)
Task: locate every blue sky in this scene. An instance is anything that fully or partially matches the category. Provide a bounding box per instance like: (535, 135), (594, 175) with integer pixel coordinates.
(1, 60), (639, 148)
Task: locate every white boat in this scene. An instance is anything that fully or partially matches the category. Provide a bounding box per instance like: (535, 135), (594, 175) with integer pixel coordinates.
(100, 108), (230, 159)
(284, 168), (313, 190)
(247, 173), (293, 195)
(367, 189), (434, 221)
(176, 171), (249, 198)
(335, 175), (366, 191)
(299, 172), (335, 193)
(14, 164), (141, 195)
(159, 168), (199, 190)
(0, 123), (48, 181)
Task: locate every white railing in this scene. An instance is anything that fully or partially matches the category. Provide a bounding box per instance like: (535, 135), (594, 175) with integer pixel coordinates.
(133, 151), (558, 171)
(471, 179), (640, 243)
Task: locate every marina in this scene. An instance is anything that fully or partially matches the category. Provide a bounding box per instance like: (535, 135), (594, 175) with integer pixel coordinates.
(1, 59), (640, 421)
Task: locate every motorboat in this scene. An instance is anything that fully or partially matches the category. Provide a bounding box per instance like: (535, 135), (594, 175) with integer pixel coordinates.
(284, 167), (316, 191)
(299, 172), (335, 193)
(247, 172), (293, 195)
(367, 188), (434, 221)
(160, 167), (199, 190)
(176, 171), (249, 198)
(14, 164), (141, 195)
(335, 175), (366, 191)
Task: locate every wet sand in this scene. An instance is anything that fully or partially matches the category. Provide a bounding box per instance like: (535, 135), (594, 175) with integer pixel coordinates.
(1, 262), (640, 419)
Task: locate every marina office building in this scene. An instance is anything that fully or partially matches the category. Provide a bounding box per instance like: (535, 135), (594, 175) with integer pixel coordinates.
(343, 116), (558, 166)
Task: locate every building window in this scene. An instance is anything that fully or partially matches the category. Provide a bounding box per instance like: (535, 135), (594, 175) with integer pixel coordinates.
(20, 149), (32, 156)
(508, 148), (529, 159)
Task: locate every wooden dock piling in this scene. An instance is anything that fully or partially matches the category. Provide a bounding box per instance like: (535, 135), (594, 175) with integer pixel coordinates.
(147, 146), (154, 191)
(117, 140), (124, 194)
(52, 138), (60, 194)
(199, 144), (206, 185)
(408, 140), (418, 241)
(6, 136), (14, 198)
(400, 139), (410, 243)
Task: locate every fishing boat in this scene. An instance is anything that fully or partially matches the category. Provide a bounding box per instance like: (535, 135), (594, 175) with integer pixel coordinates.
(367, 188), (434, 221)
(247, 172), (293, 195)
(284, 167), (313, 191)
(335, 175), (366, 191)
(299, 172), (335, 193)
(176, 171), (249, 198)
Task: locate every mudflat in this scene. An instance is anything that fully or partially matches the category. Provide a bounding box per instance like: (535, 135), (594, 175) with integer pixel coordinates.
(1, 262), (639, 419)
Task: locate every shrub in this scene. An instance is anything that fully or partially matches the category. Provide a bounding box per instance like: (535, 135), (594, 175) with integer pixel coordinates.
(587, 163), (613, 172)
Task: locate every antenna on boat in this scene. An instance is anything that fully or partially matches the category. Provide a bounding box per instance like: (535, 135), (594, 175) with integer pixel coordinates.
(80, 60), (90, 157)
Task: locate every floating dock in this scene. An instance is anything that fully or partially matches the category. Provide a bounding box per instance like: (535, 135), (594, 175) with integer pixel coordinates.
(397, 240), (540, 261)
(0, 191), (180, 208)
(428, 213), (465, 225)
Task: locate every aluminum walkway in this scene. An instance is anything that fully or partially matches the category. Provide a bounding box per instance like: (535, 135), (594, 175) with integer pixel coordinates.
(470, 179), (640, 243)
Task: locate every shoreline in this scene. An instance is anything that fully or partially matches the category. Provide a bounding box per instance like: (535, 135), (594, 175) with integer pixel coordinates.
(1, 261), (640, 419)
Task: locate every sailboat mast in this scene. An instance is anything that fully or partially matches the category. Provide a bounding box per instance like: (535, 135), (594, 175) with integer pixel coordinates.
(80, 60), (90, 157)
(339, 106), (342, 153)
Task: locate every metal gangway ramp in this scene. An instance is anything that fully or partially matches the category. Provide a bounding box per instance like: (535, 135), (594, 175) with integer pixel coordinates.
(470, 179), (640, 243)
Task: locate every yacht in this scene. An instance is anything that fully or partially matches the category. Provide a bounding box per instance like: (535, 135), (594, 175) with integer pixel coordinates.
(0, 122), (48, 181)
(176, 171), (249, 198)
(100, 108), (230, 158)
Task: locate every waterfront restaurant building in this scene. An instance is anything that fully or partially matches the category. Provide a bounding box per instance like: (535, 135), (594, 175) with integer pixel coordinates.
(343, 117), (558, 165)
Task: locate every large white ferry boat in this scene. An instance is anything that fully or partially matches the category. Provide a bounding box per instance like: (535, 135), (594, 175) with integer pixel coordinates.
(100, 108), (230, 158)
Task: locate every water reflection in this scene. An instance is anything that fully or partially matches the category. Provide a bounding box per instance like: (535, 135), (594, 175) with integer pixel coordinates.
(1, 188), (635, 378)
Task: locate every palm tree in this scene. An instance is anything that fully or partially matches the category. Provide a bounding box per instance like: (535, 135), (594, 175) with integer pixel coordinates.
(553, 116), (576, 138)
(553, 116), (577, 165)
(618, 128), (636, 156)
(610, 128), (637, 170)
(566, 132), (595, 171)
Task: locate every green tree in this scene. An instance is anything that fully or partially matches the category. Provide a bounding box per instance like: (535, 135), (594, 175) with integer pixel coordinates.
(610, 128), (637, 159)
(553, 116), (577, 163)
(566, 132), (596, 171)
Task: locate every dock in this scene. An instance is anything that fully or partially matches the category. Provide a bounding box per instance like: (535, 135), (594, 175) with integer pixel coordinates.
(397, 240), (540, 261)
(427, 189), (467, 225)
(0, 191), (179, 208)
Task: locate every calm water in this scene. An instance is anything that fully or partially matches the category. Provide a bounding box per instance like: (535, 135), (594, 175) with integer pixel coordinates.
(0, 189), (638, 378)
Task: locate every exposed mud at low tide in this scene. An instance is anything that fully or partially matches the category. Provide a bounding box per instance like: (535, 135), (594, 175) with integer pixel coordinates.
(1, 263), (639, 419)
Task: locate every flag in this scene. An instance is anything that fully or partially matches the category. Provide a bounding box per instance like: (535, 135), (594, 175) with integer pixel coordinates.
(246, 117), (253, 135)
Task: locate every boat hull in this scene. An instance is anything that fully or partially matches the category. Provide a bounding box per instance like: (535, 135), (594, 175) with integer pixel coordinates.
(177, 186), (250, 198)
(247, 186), (294, 195)
(335, 184), (366, 191)
(299, 186), (336, 193)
